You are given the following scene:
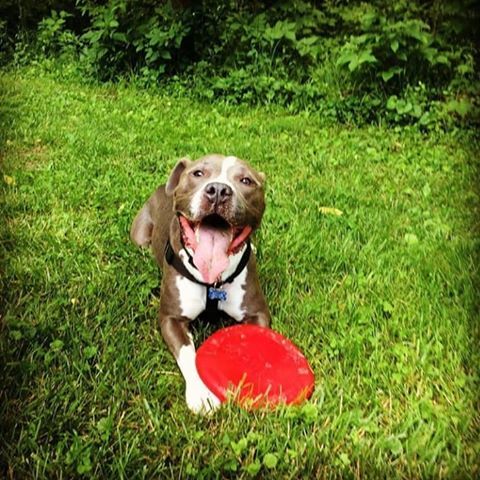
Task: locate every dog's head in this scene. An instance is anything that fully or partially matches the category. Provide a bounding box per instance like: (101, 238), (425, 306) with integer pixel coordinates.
(166, 154), (266, 283)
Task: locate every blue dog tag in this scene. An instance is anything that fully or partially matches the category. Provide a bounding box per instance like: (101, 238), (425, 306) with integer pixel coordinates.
(208, 287), (227, 302)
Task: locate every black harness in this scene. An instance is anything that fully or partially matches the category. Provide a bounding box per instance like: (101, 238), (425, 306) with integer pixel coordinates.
(164, 240), (251, 315)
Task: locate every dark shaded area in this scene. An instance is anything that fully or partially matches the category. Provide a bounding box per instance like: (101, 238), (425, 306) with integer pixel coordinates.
(0, 75), (29, 477)
(0, 75), (19, 320)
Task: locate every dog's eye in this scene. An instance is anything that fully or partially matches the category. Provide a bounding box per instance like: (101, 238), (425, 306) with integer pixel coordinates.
(192, 170), (204, 177)
(240, 177), (252, 186)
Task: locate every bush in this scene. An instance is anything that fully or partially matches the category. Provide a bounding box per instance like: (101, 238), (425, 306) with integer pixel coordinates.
(77, 0), (191, 81)
(2, 0), (479, 126)
(38, 10), (80, 58)
(332, 1), (479, 125)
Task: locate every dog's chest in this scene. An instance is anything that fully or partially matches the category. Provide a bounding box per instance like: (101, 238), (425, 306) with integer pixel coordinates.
(175, 268), (247, 321)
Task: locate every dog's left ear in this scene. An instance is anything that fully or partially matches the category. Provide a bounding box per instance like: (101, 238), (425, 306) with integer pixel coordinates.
(165, 157), (191, 196)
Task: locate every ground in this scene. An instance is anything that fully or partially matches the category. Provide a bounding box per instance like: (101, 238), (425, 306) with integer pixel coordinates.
(0, 66), (479, 478)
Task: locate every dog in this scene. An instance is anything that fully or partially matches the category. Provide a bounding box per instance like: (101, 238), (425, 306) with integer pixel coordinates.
(130, 154), (271, 413)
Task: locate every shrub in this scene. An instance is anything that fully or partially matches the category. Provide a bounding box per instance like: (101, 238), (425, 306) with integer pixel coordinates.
(332, 1), (479, 124)
(38, 10), (80, 58)
(2, 0), (479, 126)
(77, 0), (191, 81)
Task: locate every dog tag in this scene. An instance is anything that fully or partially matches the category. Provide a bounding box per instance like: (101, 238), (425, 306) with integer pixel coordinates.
(208, 287), (227, 302)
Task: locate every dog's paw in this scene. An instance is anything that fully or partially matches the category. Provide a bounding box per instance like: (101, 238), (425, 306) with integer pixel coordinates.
(185, 379), (221, 414)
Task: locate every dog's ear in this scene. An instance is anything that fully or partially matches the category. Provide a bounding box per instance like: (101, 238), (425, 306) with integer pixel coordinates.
(130, 202), (153, 247)
(165, 157), (191, 196)
(257, 171), (266, 184)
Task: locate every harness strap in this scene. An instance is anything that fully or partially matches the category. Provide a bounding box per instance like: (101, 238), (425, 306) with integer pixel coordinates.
(205, 293), (219, 315)
(164, 241), (210, 286)
(164, 240), (251, 312)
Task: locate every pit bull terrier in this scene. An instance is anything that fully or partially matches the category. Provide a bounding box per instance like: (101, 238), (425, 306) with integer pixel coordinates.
(130, 154), (271, 413)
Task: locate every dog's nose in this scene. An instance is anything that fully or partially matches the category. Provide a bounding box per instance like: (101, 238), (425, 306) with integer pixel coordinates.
(204, 182), (233, 204)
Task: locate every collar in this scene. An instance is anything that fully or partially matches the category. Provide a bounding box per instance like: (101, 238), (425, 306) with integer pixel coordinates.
(165, 239), (251, 317)
(164, 239), (251, 288)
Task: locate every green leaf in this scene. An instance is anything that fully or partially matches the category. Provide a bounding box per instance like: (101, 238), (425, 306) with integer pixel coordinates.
(84, 345), (97, 359)
(419, 112), (432, 126)
(445, 99), (472, 117)
(112, 32), (127, 43)
(81, 29), (102, 43)
(385, 437), (403, 456)
(301, 403), (319, 423)
(263, 453), (278, 469)
(225, 459), (238, 472)
(185, 463), (198, 476)
(404, 233), (419, 245)
(265, 20), (296, 41)
(296, 36), (319, 58)
(244, 461), (261, 476)
(50, 339), (64, 351)
(422, 183), (431, 197)
(160, 50), (172, 60)
(300, 35), (318, 46)
(457, 62), (474, 75)
(336, 52), (355, 67)
(96, 416), (113, 441)
(231, 438), (248, 456)
(348, 56), (359, 72)
(381, 66), (402, 82)
(357, 49), (376, 65)
(76, 450), (92, 474)
(285, 30), (296, 41)
(435, 54), (450, 65)
(3, 174), (15, 186)
(422, 46), (440, 64)
(411, 103), (423, 118)
(10, 330), (22, 341)
(386, 95), (398, 110)
(382, 301), (394, 314)
(390, 39), (399, 53)
(397, 100), (412, 115)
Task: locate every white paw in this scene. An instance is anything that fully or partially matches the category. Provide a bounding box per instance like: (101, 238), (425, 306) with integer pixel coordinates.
(186, 379), (221, 414)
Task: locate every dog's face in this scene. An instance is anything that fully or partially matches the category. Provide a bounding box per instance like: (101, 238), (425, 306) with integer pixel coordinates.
(166, 154), (266, 283)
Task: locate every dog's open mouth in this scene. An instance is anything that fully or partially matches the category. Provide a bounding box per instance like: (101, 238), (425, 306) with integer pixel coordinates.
(178, 214), (252, 283)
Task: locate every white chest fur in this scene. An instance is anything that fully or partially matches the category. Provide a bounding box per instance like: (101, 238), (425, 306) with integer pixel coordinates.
(175, 275), (206, 319)
(174, 265), (248, 321)
(217, 267), (247, 320)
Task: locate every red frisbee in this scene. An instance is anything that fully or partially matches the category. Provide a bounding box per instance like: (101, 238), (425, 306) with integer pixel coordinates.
(196, 324), (314, 408)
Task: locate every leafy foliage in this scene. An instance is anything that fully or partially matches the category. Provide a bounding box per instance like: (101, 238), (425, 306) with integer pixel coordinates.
(77, 0), (191, 81)
(333, 1), (479, 124)
(1, 0), (479, 125)
(37, 10), (79, 57)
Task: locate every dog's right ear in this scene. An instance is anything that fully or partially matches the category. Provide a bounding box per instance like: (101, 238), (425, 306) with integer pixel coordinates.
(165, 157), (191, 196)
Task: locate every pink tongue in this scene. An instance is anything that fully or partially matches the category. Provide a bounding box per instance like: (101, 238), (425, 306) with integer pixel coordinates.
(193, 225), (231, 283)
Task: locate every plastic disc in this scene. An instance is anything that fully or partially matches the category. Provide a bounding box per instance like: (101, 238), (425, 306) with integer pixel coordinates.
(196, 324), (315, 407)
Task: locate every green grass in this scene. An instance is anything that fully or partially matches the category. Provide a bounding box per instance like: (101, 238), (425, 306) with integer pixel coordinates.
(1, 65), (479, 479)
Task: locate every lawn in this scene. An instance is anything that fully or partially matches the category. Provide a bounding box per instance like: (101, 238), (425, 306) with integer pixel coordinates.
(0, 66), (479, 479)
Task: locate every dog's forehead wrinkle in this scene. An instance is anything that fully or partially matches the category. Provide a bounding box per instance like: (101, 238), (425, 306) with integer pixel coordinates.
(188, 160), (208, 172)
(206, 155), (238, 184)
(189, 154), (264, 183)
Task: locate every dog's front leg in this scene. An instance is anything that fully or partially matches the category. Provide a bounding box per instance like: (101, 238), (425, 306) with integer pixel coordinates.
(243, 312), (271, 328)
(160, 315), (221, 414)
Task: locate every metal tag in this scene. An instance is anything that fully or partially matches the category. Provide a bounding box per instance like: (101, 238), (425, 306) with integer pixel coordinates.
(208, 287), (227, 302)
